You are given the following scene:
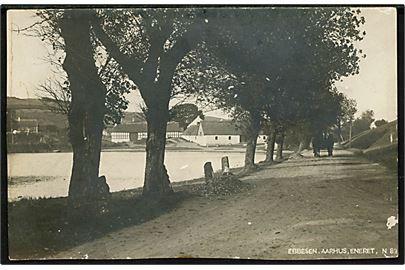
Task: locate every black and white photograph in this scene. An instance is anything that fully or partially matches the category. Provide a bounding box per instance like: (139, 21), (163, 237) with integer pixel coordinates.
(2, 5), (403, 262)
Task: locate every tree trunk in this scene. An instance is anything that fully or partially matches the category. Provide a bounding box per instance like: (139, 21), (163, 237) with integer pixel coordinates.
(337, 120), (342, 143)
(142, 102), (173, 197)
(265, 128), (277, 162)
(60, 11), (107, 203)
(276, 133), (285, 160)
(244, 113), (261, 169)
(296, 136), (309, 154)
(244, 132), (259, 169)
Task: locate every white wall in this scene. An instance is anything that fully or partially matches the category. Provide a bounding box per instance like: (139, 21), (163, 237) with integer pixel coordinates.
(138, 132), (147, 140)
(166, 131), (182, 138)
(181, 135), (199, 143)
(139, 131), (182, 140)
(257, 135), (268, 145)
(196, 135), (240, 146)
(111, 132), (130, 143)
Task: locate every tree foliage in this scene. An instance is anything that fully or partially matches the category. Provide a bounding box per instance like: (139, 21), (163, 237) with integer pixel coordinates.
(169, 103), (203, 130)
(352, 110), (375, 135)
(375, 119), (388, 127)
(32, 10), (132, 126)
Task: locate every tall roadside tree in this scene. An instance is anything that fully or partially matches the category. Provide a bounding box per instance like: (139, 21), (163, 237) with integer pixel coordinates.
(49, 10), (108, 202)
(33, 9), (132, 203)
(211, 75), (270, 170)
(200, 9), (295, 170)
(90, 8), (209, 197)
(267, 7), (366, 157)
(175, 8), (365, 168)
(335, 91), (357, 142)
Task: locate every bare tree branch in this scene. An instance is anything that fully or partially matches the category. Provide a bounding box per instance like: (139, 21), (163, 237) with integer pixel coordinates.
(36, 79), (70, 115)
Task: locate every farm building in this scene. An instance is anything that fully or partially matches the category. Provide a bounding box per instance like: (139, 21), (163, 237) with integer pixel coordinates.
(12, 117), (39, 134)
(108, 121), (183, 143)
(182, 116), (268, 146)
(182, 120), (241, 146)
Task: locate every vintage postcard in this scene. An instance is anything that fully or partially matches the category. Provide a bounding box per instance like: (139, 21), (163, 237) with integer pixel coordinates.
(2, 5), (402, 262)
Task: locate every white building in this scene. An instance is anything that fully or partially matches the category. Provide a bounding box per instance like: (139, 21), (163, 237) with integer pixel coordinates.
(182, 116), (270, 146)
(256, 135), (268, 145)
(182, 120), (241, 146)
(108, 121), (183, 143)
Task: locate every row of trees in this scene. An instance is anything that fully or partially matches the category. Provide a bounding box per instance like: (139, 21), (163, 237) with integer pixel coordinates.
(29, 7), (366, 203)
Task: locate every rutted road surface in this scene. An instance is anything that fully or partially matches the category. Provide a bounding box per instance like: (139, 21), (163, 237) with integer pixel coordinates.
(53, 149), (398, 260)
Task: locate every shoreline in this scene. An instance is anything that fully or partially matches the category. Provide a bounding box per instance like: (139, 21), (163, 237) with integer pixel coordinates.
(7, 149), (294, 202)
(6, 158), (260, 202)
(8, 146), (270, 154)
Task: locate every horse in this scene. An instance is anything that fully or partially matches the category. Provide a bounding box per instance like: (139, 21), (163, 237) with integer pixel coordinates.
(312, 132), (334, 157)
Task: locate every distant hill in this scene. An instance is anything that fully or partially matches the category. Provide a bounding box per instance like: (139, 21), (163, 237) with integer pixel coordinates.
(7, 97), (50, 110)
(7, 97), (146, 129)
(7, 97), (68, 129)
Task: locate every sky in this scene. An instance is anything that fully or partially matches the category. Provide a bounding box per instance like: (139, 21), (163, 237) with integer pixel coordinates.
(6, 7), (398, 121)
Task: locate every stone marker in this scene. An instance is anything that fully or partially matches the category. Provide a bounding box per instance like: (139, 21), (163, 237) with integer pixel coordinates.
(204, 162), (214, 181)
(96, 175), (111, 198)
(221, 156), (230, 175)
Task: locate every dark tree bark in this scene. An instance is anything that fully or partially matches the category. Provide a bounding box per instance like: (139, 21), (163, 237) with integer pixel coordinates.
(244, 133), (259, 169)
(265, 128), (277, 162)
(337, 119), (342, 143)
(142, 100), (173, 197)
(60, 11), (107, 202)
(90, 15), (206, 198)
(276, 132), (285, 160)
(296, 136), (310, 154)
(244, 113), (261, 169)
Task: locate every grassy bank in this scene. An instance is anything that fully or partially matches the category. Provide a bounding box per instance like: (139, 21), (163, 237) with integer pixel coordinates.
(8, 176), (243, 259)
(8, 188), (194, 260)
(346, 143), (398, 172)
(361, 143), (398, 171)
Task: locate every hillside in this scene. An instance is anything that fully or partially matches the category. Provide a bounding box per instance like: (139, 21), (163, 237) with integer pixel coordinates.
(343, 120), (397, 149)
(342, 120), (398, 170)
(7, 97), (146, 130)
(7, 97), (69, 130)
(7, 97), (50, 110)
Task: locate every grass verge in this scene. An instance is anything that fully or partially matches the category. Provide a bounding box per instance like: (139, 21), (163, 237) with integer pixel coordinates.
(8, 189), (191, 260)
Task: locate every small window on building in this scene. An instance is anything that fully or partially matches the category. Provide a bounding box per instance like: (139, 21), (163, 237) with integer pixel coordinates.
(215, 136), (218, 140)
(263, 136), (266, 140)
(228, 136), (232, 140)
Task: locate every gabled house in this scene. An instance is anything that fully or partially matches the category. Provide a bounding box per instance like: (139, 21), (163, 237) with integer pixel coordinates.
(182, 120), (242, 146)
(182, 116), (269, 146)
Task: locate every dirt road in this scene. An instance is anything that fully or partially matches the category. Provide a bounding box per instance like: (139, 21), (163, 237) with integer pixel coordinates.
(53, 149), (398, 260)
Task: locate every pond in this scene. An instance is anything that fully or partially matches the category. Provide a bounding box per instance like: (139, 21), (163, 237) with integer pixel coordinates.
(7, 150), (266, 200)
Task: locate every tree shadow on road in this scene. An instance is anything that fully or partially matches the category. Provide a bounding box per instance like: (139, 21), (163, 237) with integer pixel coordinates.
(8, 189), (192, 260)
